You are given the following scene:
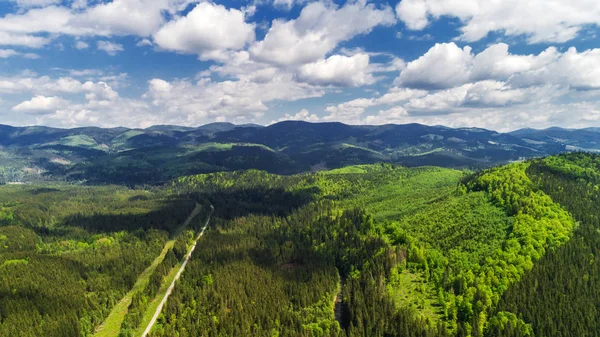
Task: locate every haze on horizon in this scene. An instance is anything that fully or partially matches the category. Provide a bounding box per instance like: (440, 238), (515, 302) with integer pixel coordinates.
(0, 0), (599, 132)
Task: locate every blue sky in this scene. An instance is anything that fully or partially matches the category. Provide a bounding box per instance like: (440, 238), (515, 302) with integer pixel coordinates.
(0, 0), (599, 131)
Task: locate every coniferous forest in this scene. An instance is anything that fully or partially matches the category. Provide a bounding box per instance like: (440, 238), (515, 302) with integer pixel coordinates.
(0, 154), (599, 336)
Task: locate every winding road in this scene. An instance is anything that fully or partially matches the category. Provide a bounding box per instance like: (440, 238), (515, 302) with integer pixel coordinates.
(141, 204), (214, 337)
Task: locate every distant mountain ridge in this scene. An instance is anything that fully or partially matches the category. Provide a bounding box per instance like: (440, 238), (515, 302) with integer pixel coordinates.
(0, 121), (598, 185)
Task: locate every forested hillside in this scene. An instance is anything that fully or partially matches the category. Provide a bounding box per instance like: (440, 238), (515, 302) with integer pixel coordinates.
(149, 158), (582, 336)
(0, 185), (204, 336)
(491, 153), (600, 336)
(1, 154), (599, 336)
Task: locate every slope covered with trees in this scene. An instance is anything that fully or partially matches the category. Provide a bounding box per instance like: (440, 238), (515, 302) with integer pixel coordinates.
(1, 154), (599, 336)
(148, 159), (581, 336)
(490, 153), (600, 336)
(0, 185), (201, 336)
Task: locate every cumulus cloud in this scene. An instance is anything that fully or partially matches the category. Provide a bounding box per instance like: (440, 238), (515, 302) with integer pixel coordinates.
(0, 0), (198, 48)
(8, 0), (61, 8)
(396, 43), (473, 89)
(250, 1), (395, 66)
(396, 0), (600, 43)
(96, 41), (123, 55)
(1, 0), (598, 131)
(0, 49), (19, 58)
(324, 87), (428, 121)
(143, 72), (325, 125)
(364, 106), (409, 125)
(398, 80), (560, 113)
(325, 98), (376, 122)
(272, 0), (298, 9)
(0, 49), (39, 59)
(136, 38), (152, 47)
(276, 109), (320, 123)
(509, 47), (600, 90)
(0, 74), (122, 99)
(396, 42), (600, 90)
(376, 87), (429, 105)
(74, 41), (89, 49)
(0, 31), (50, 48)
(8, 76), (145, 128)
(296, 54), (375, 87)
(11, 95), (68, 114)
(324, 82), (587, 130)
(378, 101), (600, 132)
(36, 97), (152, 128)
(0, 6), (85, 36)
(153, 2), (255, 59)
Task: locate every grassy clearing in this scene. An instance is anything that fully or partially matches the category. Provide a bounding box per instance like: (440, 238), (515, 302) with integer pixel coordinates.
(325, 166), (463, 222)
(363, 169), (462, 222)
(133, 258), (184, 336)
(387, 268), (444, 324)
(188, 142), (276, 153)
(92, 240), (176, 337)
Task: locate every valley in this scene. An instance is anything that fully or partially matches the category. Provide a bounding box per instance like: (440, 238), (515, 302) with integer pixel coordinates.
(1, 152), (598, 336)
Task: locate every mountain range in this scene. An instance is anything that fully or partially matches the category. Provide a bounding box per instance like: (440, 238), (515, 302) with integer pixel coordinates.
(0, 121), (598, 185)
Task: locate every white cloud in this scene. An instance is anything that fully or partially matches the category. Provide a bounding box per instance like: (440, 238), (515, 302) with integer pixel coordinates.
(74, 0), (193, 37)
(250, 1), (395, 66)
(74, 41), (89, 49)
(143, 72), (324, 125)
(323, 87), (428, 121)
(396, 0), (600, 43)
(404, 84), (471, 111)
(0, 0), (199, 46)
(71, 0), (87, 9)
(11, 95), (68, 114)
(0, 49), (39, 59)
(396, 0), (432, 30)
(9, 0), (61, 8)
(153, 2), (254, 58)
(273, 0), (297, 9)
(6, 77), (144, 128)
(364, 106), (409, 125)
(0, 74), (123, 99)
(396, 43), (473, 89)
(276, 109), (320, 123)
(0, 49), (19, 58)
(82, 81), (119, 101)
(37, 96), (151, 128)
(396, 42), (600, 90)
(469, 43), (556, 81)
(376, 87), (428, 105)
(136, 38), (152, 47)
(404, 81), (552, 111)
(51, 68), (102, 78)
(241, 5), (256, 17)
(297, 53), (374, 87)
(320, 82), (589, 130)
(332, 98), (376, 110)
(509, 47), (600, 90)
(0, 31), (50, 48)
(0, 6), (76, 35)
(375, 101), (600, 132)
(23, 52), (39, 59)
(96, 41), (124, 55)
(325, 97), (375, 117)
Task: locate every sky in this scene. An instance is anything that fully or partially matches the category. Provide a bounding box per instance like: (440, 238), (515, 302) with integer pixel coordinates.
(0, 0), (600, 131)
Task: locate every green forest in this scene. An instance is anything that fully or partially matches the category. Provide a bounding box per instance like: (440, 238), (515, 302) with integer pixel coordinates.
(0, 154), (599, 336)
